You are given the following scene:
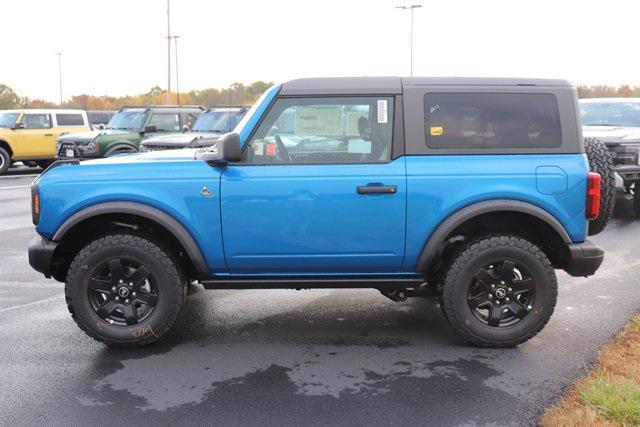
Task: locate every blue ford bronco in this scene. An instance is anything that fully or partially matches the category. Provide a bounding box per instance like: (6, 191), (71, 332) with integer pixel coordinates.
(28, 77), (605, 348)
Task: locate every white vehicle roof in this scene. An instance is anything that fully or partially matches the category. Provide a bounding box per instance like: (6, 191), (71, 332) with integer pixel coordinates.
(0, 109), (87, 114)
(580, 98), (640, 104)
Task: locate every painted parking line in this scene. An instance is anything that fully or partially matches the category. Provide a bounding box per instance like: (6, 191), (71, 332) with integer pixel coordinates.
(0, 295), (63, 313)
(0, 185), (30, 190)
(0, 174), (39, 180)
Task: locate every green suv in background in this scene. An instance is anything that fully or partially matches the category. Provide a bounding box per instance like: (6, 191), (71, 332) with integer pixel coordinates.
(56, 105), (203, 159)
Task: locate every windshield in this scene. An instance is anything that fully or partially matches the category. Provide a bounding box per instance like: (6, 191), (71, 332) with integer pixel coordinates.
(0, 112), (19, 128)
(580, 101), (640, 127)
(192, 110), (243, 133)
(107, 111), (147, 130)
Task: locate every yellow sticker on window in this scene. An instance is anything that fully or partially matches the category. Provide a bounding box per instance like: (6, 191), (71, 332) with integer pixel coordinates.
(430, 126), (444, 136)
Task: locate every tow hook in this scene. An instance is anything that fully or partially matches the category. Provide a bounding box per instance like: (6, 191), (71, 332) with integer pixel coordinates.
(380, 289), (408, 302)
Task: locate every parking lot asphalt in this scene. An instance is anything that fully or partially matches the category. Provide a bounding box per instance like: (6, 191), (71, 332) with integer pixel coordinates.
(1, 173), (639, 426)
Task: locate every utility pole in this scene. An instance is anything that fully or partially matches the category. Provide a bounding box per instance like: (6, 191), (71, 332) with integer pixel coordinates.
(55, 52), (63, 104)
(173, 35), (180, 105)
(395, 4), (422, 76)
(166, 0), (172, 104)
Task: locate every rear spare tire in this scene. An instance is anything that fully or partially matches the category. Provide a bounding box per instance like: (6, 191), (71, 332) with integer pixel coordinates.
(584, 137), (615, 235)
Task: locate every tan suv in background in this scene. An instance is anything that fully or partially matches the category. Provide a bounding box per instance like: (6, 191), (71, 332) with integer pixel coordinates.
(0, 109), (90, 174)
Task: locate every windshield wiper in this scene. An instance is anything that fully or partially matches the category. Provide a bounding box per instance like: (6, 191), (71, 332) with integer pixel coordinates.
(583, 123), (618, 127)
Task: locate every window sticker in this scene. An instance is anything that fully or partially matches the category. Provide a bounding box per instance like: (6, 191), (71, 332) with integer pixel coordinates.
(377, 100), (388, 124)
(348, 140), (372, 154)
(266, 143), (277, 156)
(253, 141), (264, 155)
(430, 126), (444, 136)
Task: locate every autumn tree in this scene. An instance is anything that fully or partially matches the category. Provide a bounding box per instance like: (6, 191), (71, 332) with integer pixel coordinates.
(0, 84), (23, 109)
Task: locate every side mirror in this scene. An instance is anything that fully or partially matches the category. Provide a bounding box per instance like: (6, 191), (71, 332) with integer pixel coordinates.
(195, 132), (242, 165)
(182, 124), (190, 132)
(143, 124), (157, 133)
(11, 123), (24, 130)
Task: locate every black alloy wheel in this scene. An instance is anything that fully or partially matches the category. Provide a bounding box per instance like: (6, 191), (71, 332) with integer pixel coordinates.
(466, 260), (534, 327)
(87, 258), (159, 326)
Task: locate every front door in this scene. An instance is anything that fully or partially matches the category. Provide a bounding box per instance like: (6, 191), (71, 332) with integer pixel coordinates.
(220, 95), (406, 275)
(15, 113), (55, 158)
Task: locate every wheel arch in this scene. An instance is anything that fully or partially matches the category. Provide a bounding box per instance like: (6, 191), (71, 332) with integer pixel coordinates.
(415, 199), (572, 275)
(51, 201), (209, 280)
(104, 142), (138, 156)
(0, 139), (14, 157)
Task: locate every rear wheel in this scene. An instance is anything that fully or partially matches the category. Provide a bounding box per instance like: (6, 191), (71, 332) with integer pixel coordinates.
(584, 137), (615, 235)
(65, 233), (186, 347)
(35, 160), (54, 169)
(441, 235), (557, 347)
(0, 148), (10, 175)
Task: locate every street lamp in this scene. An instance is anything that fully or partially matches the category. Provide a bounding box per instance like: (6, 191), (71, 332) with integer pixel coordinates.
(55, 52), (63, 104)
(395, 4), (422, 76)
(166, 0), (172, 104)
(173, 35), (181, 105)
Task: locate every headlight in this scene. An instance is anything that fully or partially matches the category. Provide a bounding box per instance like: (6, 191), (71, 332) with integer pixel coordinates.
(77, 141), (98, 154)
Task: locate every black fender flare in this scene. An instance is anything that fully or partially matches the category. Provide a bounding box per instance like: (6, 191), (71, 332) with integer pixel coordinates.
(104, 143), (138, 157)
(414, 199), (572, 273)
(52, 201), (209, 277)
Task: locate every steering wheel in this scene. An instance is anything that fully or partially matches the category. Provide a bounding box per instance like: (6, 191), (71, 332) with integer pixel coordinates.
(274, 135), (291, 162)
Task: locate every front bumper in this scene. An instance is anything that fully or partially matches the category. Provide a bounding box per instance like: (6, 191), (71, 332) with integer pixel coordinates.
(565, 240), (604, 277)
(28, 236), (58, 278)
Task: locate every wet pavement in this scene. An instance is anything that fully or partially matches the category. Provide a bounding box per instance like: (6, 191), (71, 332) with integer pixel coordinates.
(1, 175), (639, 426)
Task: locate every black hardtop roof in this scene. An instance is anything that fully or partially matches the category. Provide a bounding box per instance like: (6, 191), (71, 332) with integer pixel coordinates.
(280, 77), (572, 95)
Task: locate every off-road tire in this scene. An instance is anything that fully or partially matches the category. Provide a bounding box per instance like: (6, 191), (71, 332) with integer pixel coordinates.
(65, 233), (186, 347)
(0, 148), (10, 174)
(35, 160), (54, 170)
(584, 137), (615, 235)
(441, 235), (557, 348)
(633, 188), (640, 218)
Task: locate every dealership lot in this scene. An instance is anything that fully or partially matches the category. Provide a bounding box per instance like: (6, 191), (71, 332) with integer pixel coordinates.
(1, 173), (638, 426)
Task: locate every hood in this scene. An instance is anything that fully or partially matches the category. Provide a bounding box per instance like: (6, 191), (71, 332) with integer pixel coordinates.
(582, 125), (640, 144)
(79, 148), (200, 165)
(141, 132), (223, 147)
(57, 129), (134, 141)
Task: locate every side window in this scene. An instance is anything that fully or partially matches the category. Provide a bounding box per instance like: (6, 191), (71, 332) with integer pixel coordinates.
(21, 114), (52, 129)
(147, 113), (180, 132)
(246, 97), (394, 164)
(55, 113), (85, 126)
(424, 93), (562, 149)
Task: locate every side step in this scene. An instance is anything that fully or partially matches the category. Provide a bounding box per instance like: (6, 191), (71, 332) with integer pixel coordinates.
(200, 276), (426, 290)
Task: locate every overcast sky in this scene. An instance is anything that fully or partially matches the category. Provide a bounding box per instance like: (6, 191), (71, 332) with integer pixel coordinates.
(3, 0), (638, 102)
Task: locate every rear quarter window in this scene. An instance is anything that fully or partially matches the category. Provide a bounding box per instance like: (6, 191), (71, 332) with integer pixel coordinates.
(56, 113), (85, 126)
(424, 93), (562, 150)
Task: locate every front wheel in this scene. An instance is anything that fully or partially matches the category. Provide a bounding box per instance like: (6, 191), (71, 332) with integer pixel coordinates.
(65, 233), (186, 347)
(0, 148), (10, 175)
(441, 235), (557, 347)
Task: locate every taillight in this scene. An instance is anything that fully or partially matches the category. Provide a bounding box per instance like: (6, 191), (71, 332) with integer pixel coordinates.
(586, 172), (601, 220)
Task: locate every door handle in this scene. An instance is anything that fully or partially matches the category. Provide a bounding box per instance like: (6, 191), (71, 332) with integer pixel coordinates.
(44, 133), (53, 137)
(356, 185), (397, 195)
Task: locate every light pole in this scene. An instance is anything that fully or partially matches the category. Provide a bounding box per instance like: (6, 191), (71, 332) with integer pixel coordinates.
(395, 4), (421, 76)
(173, 35), (180, 105)
(166, 0), (172, 104)
(55, 52), (63, 104)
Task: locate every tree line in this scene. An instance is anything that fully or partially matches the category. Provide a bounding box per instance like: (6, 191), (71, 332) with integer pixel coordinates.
(577, 85), (640, 98)
(1, 82), (638, 110)
(0, 81), (273, 110)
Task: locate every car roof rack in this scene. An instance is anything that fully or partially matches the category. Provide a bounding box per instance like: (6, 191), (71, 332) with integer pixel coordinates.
(204, 105), (250, 112)
(118, 105), (205, 112)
